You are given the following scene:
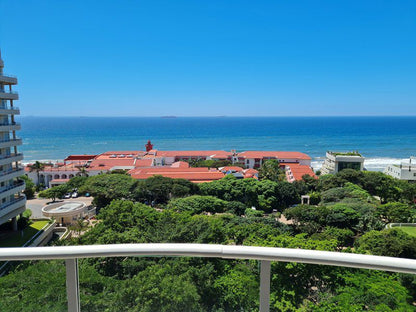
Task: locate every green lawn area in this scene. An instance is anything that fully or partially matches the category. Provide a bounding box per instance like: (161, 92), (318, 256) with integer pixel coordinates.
(0, 220), (50, 247)
(397, 226), (416, 237)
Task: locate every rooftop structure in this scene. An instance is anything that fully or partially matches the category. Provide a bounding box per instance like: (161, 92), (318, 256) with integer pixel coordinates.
(384, 156), (416, 181)
(0, 50), (26, 230)
(320, 151), (365, 175)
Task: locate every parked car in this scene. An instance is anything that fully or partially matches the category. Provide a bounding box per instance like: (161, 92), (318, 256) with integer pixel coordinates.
(72, 192), (78, 198)
(64, 193), (71, 199)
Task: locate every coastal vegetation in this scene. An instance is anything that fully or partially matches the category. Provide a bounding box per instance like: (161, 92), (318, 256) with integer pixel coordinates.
(2, 169), (416, 310)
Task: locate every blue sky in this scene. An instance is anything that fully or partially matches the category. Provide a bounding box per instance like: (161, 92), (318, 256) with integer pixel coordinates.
(1, 0), (415, 117)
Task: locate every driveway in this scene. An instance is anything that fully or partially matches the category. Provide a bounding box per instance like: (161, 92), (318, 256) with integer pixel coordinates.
(26, 196), (94, 219)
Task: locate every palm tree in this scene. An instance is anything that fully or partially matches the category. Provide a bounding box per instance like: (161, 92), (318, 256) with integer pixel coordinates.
(77, 166), (89, 177)
(29, 161), (45, 186)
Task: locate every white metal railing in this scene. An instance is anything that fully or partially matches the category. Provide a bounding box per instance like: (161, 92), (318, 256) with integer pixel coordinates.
(0, 167), (24, 177)
(1, 244), (416, 312)
(0, 196), (26, 211)
(0, 138), (22, 144)
(0, 180), (24, 193)
(0, 90), (17, 94)
(0, 73), (17, 78)
(0, 106), (19, 110)
(0, 153), (23, 160)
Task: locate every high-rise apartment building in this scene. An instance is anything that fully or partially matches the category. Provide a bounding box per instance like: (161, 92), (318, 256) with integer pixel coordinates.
(0, 50), (26, 230)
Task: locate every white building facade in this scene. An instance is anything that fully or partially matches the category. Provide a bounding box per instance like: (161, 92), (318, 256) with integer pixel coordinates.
(384, 157), (416, 182)
(0, 51), (26, 230)
(321, 151), (365, 175)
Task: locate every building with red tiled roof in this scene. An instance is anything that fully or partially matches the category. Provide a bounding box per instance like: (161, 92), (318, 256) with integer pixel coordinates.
(128, 167), (225, 183)
(284, 163), (317, 182)
(219, 166), (244, 173)
(170, 161), (190, 168)
(150, 150), (233, 165)
(25, 146), (315, 186)
(243, 168), (259, 179)
(134, 159), (154, 168)
(64, 155), (97, 162)
(237, 151), (311, 169)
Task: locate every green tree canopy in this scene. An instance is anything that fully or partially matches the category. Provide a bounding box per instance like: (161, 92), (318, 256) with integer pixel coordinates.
(80, 173), (136, 208)
(258, 159), (284, 182)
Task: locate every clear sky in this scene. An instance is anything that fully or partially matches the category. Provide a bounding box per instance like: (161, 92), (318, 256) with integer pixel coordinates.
(1, 0), (415, 117)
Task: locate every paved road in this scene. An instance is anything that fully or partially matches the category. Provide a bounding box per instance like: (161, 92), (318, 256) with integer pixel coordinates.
(26, 196), (93, 219)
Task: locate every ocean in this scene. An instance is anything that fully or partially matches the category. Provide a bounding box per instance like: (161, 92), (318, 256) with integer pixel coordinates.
(16, 116), (416, 171)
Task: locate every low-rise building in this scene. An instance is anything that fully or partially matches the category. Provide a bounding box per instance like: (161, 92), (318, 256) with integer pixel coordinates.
(284, 163), (316, 182)
(320, 151), (364, 175)
(26, 146), (315, 185)
(384, 157), (416, 182)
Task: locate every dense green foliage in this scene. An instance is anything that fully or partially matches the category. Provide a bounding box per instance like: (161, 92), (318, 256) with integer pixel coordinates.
(3, 170), (416, 311)
(200, 175), (300, 212)
(258, 159), (285, 182)
(132, 175), (199, 205)
(188, 159), (234, 168)
(21, 175), (35, 199)
(38, 184), (70, 202)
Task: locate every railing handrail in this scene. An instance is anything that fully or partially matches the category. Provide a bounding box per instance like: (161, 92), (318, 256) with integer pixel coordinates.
(0, 195), (26, 211)
(0, 153), (23, 160)
(0, 89), (17, 94)
(0, 138), (22, 144)
(0, 181), (24, 193)
(0, 73), (17, 78)
(0, 106), (19, 110)
(0, 167), (24, 177)
(1, 243), (416, 275)
(0, 122), (20, 127)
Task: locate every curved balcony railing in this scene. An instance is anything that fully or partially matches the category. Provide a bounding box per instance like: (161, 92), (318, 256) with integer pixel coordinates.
(0, 153), (23, 160)
(1, 244), (416, 312)
(0, 138), (22, 147)
(0, 106), (19, 110)
(0, 167), (24, 177)
(0, 73), (17, 78)
(0, 122), (21, 130)
(0, 181), (25, 194)
(0, 90), (17, 94)
(0, 195), (25, 211)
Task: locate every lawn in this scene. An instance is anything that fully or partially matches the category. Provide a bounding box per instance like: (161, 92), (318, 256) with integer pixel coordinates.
(0, 220), (50, 247)
(397, 226), (416, 238)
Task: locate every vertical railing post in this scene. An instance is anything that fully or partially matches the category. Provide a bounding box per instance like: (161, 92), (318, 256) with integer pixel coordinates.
(65, 258), (80, 312)
(259, 260), (271, 312)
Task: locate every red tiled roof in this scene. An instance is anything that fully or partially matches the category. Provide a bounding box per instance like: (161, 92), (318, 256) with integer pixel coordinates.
(284, 163), (316, 182)
(100, 151), (143, 156)
(243, 168), (259, 174)
(135, 159), (153, 167)
(238, 151), (311, 160)
(88, 158), (136, 171)
(155, 150), (231, 158)
(128, 167), (224, 182)
(29, 163), (82, 172)
(220, 166), (244, 172)
(128, 167), (213, 174)
(50, 179), (70, 183)
(170, 161), (190, 168)
(64, 155), (97, 162)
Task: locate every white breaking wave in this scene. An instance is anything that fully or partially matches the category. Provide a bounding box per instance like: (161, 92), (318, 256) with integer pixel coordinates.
(312, 157), (409, 172)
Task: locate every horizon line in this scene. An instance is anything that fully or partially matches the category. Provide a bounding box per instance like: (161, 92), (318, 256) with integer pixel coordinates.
(17, 115), (416, 118)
